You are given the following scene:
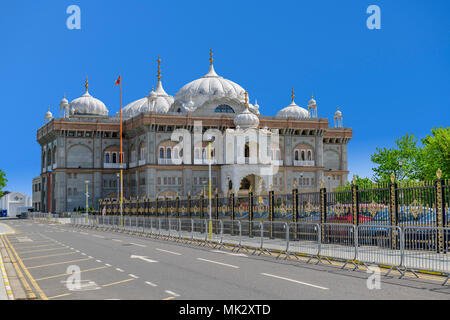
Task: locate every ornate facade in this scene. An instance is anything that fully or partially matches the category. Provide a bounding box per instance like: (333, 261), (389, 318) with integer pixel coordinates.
(34, 53), (352, 213)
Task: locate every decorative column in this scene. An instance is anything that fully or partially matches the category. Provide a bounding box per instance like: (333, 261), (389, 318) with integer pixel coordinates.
(389, 173), (398, 250)
(435, 169), (445, 253)
(320, 180), (327, 244)
(269, 187), (274, 239)
(249, 189), (254, 237)
(292, 182), (298, 240)
(351, 177), (359, 226)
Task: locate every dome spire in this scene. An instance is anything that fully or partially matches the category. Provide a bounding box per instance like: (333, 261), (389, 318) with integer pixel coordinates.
(244, 91), (249, 107)
(157, 57), (162, 81)
(204, 48), (219, 77)
(291, 88), (296, 104)
(85, 76), (89, 92)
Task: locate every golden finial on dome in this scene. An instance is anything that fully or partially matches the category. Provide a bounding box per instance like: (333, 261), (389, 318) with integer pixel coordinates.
(85, 76), (88, 91)
(244, 91), (249, 107)
(209, 48), (213, 65)
(157, 57), (162, 81)
(291, 88), (295, 103)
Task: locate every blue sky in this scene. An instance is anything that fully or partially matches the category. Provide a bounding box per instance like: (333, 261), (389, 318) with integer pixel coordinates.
(0, 0), (449, 197)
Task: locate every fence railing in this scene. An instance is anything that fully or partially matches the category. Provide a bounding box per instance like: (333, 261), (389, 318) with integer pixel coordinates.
(58, 214), (450, 285)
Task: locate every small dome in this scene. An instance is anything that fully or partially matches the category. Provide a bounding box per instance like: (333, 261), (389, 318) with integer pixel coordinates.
(60, 94), (69, 106)
(276, 101), (310, 120)
(234, 92), (259, 129)
(308, 95), (316, 106)
(122, 81), (173, 118)
(334, 107), (342, 118)
(234, 107), (259, 129)
(45, 107), (53, 121)
(69, 79), (108, 116)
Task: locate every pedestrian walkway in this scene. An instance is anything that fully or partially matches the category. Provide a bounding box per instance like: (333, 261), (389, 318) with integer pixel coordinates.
(0, 224), (15, 299)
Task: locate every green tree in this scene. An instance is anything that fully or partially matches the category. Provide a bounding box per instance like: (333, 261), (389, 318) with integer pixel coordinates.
(419, 127), (450, 180)
(371, 133), (422, 183)
(0, 170), (6, 197)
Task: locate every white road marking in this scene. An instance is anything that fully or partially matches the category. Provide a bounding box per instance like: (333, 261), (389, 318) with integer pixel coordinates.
(155, 248), (181, 256)
(129, 242), (146, 248)
(260, 273), (329, 290)
(96, 260), (102, 263)
(93, 235), (105, 239)
(80, 232), (88, 235)
(196, 258), (239, 269)
(105, 264), (112, 267)
(210, 250), (248, 257)
(116, 268), (124, 272)
(129, 274), (139, 279)
(165, 290), (180, 297)
(81, 253), (87, 256)
(112, 239), (123, 242)
(145, 281), (157, 287)
(130, 255), (158, 263)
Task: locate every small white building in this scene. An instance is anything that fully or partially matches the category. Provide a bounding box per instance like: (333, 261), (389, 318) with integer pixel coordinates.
(0, 192), (32, 217)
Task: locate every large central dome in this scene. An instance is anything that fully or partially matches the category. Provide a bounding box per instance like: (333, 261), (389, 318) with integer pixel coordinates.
(175, 64), (246, 102)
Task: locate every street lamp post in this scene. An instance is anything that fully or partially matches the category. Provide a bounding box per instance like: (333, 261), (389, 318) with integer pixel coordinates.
(205, 137), (214, 240)
(300, 173), (304, 190)
(85, 180), (90, 224)
(327, 175), (331, 192)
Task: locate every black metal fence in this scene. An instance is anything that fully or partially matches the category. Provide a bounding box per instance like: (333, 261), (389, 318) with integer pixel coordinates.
(99, 173), (449, 251)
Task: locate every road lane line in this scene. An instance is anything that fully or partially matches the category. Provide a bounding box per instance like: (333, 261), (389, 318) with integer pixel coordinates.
(18, 247), (69, 255)
(23, 251), (78, 261)
(260, 273), (329, 290)
(162, 296), (175, 300)
(35, 266), (110, 281)
(105, 264), (112, 267)
(102, 278), (134, 287)
(145, 281), (157, 287)
(129, 242), (146, 247)
(156, 248), (182, 256)
(27, 258), (92, 269)
(3, 235), (48, 300)
(96, 260), (102, 263)
(165, 290), (180, 297)
(48, 293), (72, 299)
(210, 250), (248, 257)
(116, 268), (124, 272)
(12, 244), (57, 250)
(129, 274), (139, 279)
(112, 239), (123, 242)
(92, 235), (105, 239)
(196, 258), (239, 269)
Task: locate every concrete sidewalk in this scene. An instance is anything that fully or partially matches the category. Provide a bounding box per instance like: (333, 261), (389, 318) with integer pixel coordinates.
(0, 223), (15, 300)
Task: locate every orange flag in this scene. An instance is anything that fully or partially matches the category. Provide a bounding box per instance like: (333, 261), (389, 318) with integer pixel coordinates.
(115, 75), (121, 86)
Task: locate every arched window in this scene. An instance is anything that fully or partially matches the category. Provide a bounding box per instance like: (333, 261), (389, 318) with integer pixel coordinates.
(294, 150), (299, 161)
(166, 148), (172, 159)
(307, 150), (312, 161)
(105, 153), (110, 163)
(139, 143), (146, 161)
(245, 144), (250, 158)
(301, 150), (305, 161)
(112, 152), (117, 163)
(214, 105), (235, 113)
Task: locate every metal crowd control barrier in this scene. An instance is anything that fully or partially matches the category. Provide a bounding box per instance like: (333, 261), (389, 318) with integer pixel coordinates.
(356, 225), (403, 275)
(262, 221), (289, 258)
(287, 222), (321, 262)
(64, 216), (450, 284)
(222, 220), (242, 251)
(402, 226), (450, 284)
(320, 223), (357, 267)
(240, 221), (264, 254)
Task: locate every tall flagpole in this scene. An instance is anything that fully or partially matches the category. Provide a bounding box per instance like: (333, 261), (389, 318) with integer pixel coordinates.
(119, 75), (123, 228)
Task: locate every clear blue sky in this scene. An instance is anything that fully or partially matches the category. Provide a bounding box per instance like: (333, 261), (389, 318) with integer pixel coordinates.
(0, 0), (449, 197)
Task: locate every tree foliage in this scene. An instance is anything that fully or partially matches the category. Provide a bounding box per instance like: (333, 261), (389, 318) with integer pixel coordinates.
(370, 128), (449, 182)
(419, 127), (450, 180)
(0, 170), (7, 197)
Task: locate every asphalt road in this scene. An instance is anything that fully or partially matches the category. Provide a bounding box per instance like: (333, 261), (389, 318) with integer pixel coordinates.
(2, 219), (450, 300)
